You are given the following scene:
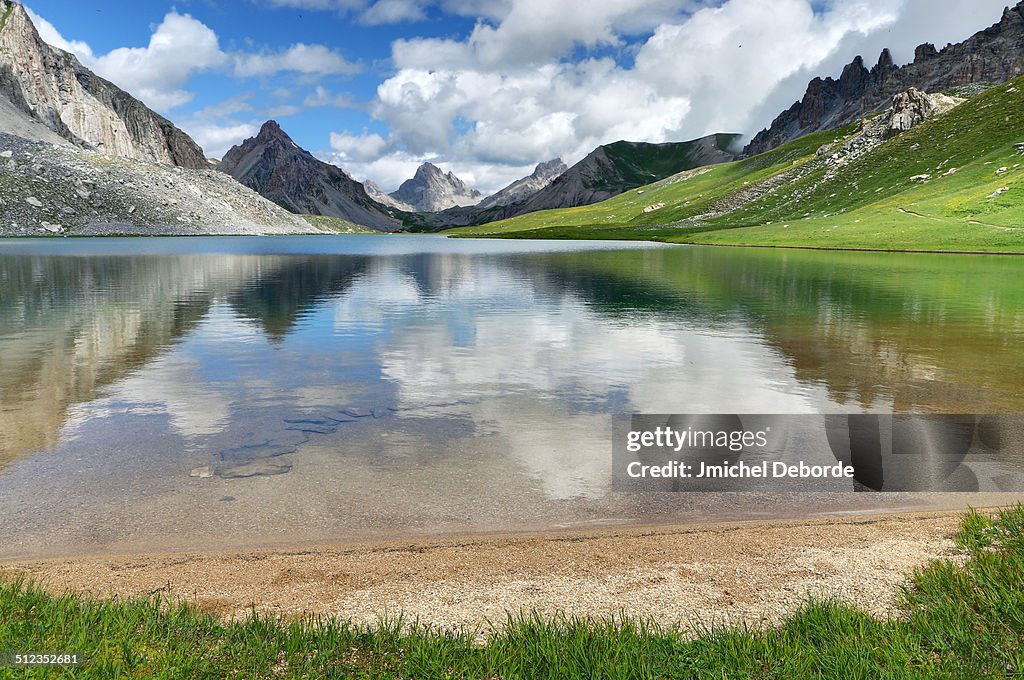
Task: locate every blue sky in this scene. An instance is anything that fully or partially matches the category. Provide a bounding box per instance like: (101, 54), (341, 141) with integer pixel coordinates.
(25, 0), (1015, 193)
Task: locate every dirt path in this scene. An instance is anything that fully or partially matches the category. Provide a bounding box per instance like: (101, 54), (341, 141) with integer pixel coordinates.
(0, 511), (968, 633)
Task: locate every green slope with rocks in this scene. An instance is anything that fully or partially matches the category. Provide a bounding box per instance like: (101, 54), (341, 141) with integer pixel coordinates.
(449, 77), (1024, 253)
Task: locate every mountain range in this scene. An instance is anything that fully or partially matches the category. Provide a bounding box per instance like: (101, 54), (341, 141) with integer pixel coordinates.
(408, 134), (740, 230)
(0, 0), (1022, 239)
(745, 2), (1024, 156)
(0, 0), (330, 236)
(453, 73), (1024, 251)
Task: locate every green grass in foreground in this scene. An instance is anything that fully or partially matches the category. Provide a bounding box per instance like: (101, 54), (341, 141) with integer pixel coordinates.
(2, 507), (1024, 678)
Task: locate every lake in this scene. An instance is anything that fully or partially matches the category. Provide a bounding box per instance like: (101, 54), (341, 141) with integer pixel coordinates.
(2, 235), (1023, 557)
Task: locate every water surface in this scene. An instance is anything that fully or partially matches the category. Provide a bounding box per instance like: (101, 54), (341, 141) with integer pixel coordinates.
(2, 235), (1023, 557)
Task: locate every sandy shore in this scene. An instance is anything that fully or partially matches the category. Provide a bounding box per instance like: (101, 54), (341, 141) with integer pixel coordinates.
(0, 509), (972, 633)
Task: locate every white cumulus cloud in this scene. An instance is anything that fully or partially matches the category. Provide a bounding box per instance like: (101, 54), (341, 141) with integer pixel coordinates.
(232, 43), (361, 77)
(323, 0), (1012, 193)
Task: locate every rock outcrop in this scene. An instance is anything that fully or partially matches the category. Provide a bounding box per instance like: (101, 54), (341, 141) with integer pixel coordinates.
(218, 120), (402, 230)
(389, 163), (483, 213)
(476, 159), (567, 210)
(745, 2), (1024, 156)
(0, 0), (207, 168)
(884, 88), (962, 137)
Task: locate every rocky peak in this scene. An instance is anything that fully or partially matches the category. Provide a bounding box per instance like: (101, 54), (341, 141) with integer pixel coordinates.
(389, 162), (483, 212)
(218, 120), (399, 229)
(914, 43), (939, 63)
(475, 158), (568, 210)
(532, 158), (567, 180)
(875, 48), (895, 72)
(257, 119), (286, 140)
(0, 1), (206, 167)
(1003, 3), (1024, 26)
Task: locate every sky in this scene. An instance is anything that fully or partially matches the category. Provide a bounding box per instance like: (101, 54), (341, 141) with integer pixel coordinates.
(25, 0), (1015, 193)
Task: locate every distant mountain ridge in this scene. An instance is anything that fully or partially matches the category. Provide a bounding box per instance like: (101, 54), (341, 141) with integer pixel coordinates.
(0, 0), (206, 168)
(218, 121), (402, 230)
(389, 163), (483, 212)
(510, 135), (740, 216)
(745, 1), (1024, 156)
(477, 159), (567, 210)
(408, 134), (740, 230)
(363, 180), (415, 212)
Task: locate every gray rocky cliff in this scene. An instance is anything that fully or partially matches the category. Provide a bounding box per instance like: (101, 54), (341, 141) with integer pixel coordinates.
(0, 0), (207, 168)
(0, 131), (322, 236)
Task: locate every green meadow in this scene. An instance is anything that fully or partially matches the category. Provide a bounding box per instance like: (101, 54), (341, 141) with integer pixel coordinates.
(449, 76), (1024, 253)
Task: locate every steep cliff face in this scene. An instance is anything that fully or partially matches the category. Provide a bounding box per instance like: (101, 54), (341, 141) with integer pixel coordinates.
(0, 0), (207, 168)
(218, 120), (402, 230)
(476, 159), (567, 210)
(745, 2), (1024, 156)
(389, 163), (483, 212)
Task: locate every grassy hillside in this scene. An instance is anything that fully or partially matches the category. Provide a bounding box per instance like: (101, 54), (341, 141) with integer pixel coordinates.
(595, 135), (741, 191)
(450, 76), (1024, 252)
(2, 507), (1023, 677)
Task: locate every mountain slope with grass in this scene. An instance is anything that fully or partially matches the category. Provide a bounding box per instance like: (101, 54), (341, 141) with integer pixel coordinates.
(451, 76), (1024, 253)
(416, 134), (740, 230)
(744, 1), (1024, 156)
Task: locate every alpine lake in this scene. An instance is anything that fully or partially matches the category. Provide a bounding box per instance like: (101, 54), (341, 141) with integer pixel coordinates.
(2, 235), (1024, 558)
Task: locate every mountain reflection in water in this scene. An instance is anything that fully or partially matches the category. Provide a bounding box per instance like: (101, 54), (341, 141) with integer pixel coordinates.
(1, 236), (1023, 556)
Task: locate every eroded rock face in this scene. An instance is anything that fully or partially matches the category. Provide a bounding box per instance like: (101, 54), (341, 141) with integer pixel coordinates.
(887, 88), (934, 136)
(0, 1), (207, 168)
(745, 2), (1024, 156)
(819, 88), (964, 172)
(884, 88), (963, 137)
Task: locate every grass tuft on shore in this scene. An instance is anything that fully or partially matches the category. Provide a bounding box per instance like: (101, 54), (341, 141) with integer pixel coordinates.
(2, 506), (1024, 678)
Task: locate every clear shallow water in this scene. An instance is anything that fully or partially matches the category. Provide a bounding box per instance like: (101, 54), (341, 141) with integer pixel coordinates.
(2, 235), (1024, 557)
